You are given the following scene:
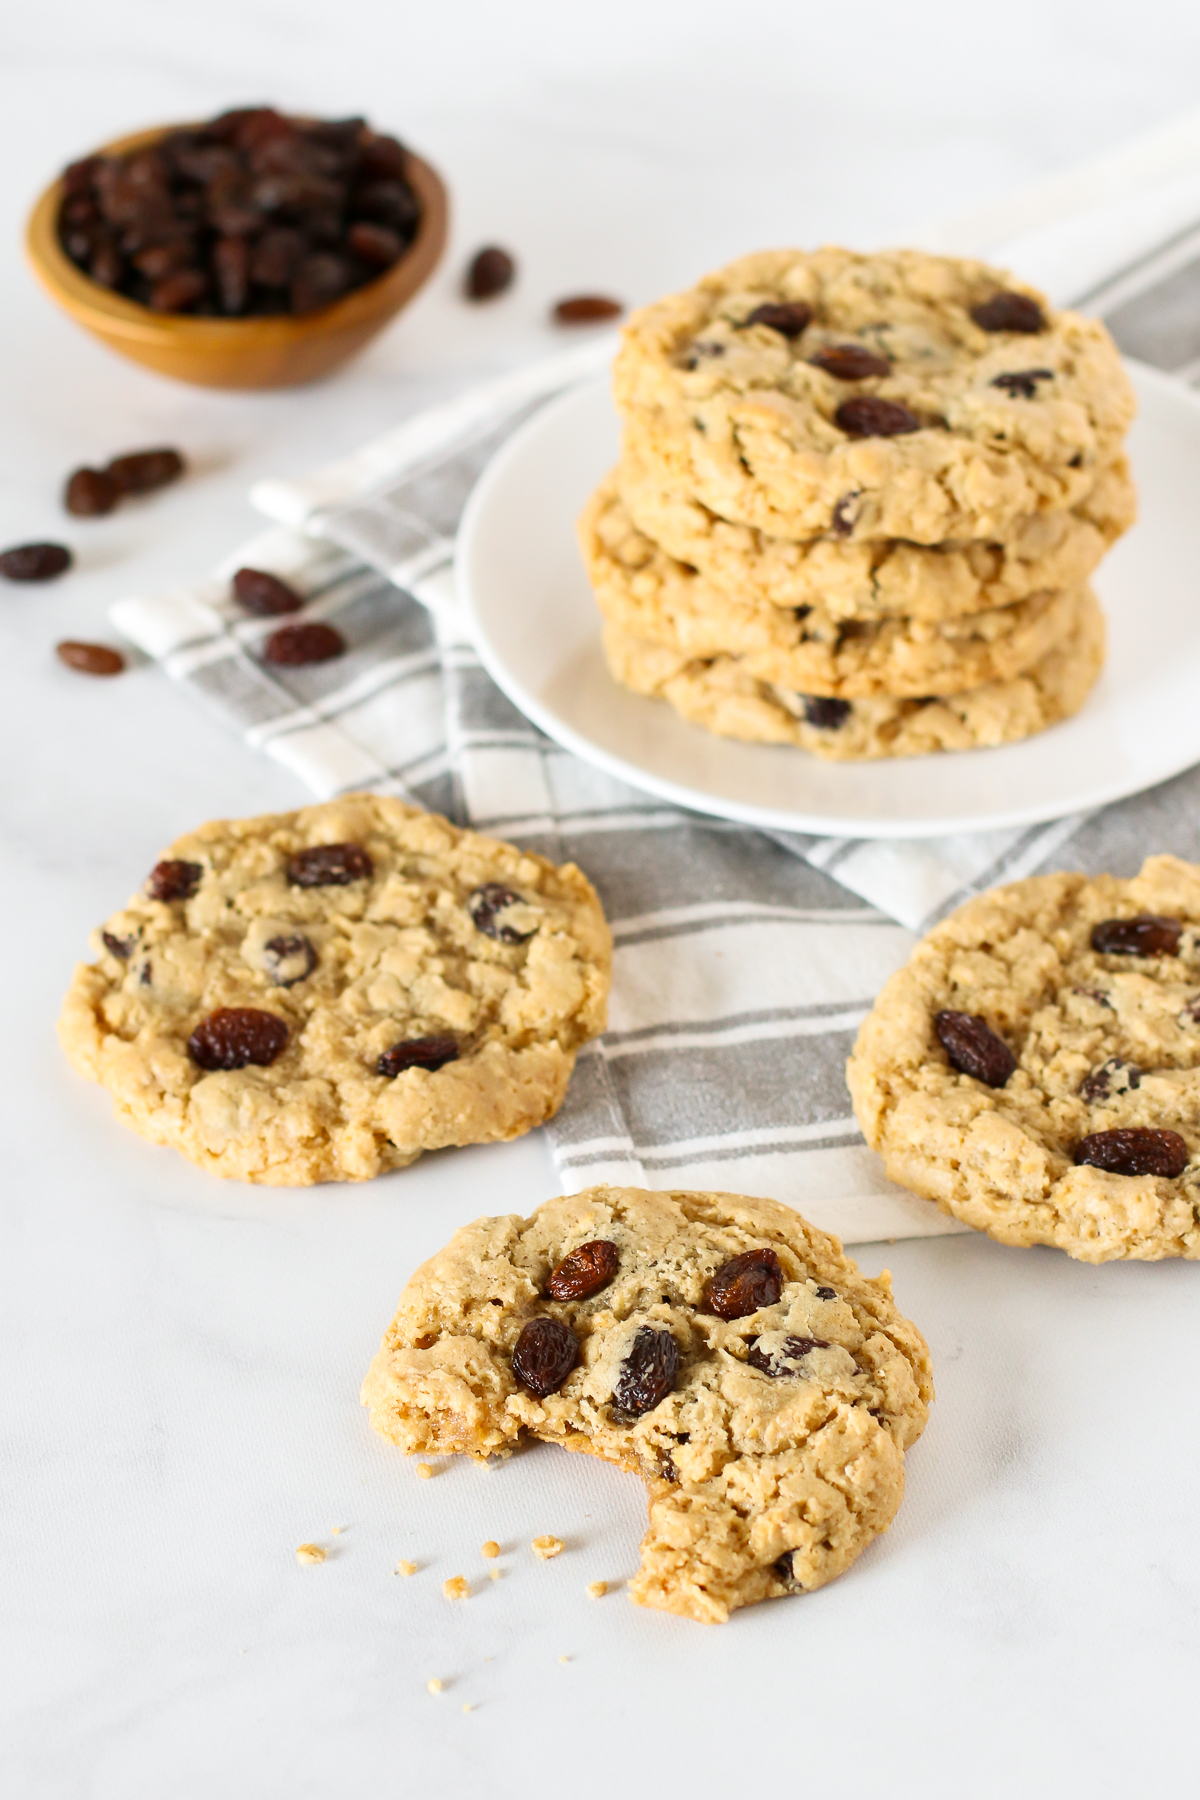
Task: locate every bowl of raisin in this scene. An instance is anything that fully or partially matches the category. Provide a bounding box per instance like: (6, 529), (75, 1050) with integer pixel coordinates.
(25, 106), (448, 389)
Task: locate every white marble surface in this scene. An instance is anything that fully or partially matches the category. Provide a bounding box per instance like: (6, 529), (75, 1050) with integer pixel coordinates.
(5, 3), (1200, 1793)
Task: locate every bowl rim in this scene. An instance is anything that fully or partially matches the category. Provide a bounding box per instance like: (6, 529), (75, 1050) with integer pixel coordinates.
(25, 120), (449, 347)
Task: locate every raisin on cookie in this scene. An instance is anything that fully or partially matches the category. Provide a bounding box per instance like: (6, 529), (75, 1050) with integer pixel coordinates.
(847, 856), (1200, 1260)
(360, 1185), (933, 1623)
(59, 795), (610, 1184)
(614, 247), (1135, 545)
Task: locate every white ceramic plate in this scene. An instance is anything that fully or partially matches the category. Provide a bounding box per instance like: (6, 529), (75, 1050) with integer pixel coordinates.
(456, 364), (1200, 838)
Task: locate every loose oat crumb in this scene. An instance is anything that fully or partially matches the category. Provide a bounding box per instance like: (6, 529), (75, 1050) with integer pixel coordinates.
(532, 1535), (564, 1560)
(295, 1543), (326, 1564)
(417, 1463), (435, 1480)
(427, 1678), (445, 1695)
(330, 1526), (343, 1536)
(442, 1575), (469, 1600)
(487, 1567), (502, 1582)
(461, 1702), (473, 1714)
(481, 1540), (500, 1559)
(558, 1655), (571, 1664)
(587, 1580), (608, 1598)
(395, 1559), (417, 1577)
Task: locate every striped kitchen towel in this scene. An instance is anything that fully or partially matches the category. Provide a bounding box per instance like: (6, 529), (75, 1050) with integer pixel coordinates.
(111, 115), (1200, 1240)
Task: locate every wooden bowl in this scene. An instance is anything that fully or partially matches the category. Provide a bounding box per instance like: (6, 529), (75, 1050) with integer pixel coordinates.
(24, 124), (449, 390)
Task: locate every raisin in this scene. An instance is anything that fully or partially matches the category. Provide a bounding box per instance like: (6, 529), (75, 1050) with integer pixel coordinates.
(774, 1551), (804, 1590)
(1074, 1128), (1188, 1179)
(511, 1317), (578, 1397)
(746, 1334), (829, 1376)
(991, 368), (1054, 398)
(831, 491), (862, 537)
(286, 842), (373, 886)
(250, 227), (306, 287)
(290, 253), (353, 314)
(612, 1327), (679, 1417)
(835, 396), (922, 437)
(232, 567), (304, 616)
(465, 246), (516, 299)
(547, 1240), (619, 1302)
(802, 695), (851, 729)
(971, 292), (1046, 333)
(353, 180), (419, 233)
(262, 621), (345, 665)
(102, 930), (136, 959)
(809, 344), (890, 379)
(149, 268), (208, 312)
(213, 234), (251, 313)
(1091, 914), (1182, 957)
(376, 1034), (459, 1077)
(706, 1248), (783, 1319)
(64, 467), (120, 516)
(934, 1010), (1016, 1087)
(0, 542), (72, 582)
(347, 222), (405, 267)
(146, 859), (203, 901)
(468, 882), (536, 943)
(56, 641), (125, 675)
(552, 294), (623, 324)
(814, 1285), (837, 1301)
(742, 301), (812, 338)
(188, 1007), (289, 1071)
(106, 449), (185, 495)
(1080, 1058), (1141, 1103)
(262, 933), (318, 987)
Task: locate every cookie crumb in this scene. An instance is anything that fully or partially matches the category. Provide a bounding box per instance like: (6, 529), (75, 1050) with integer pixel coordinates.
(295, 1543), (326, 1564)
(416, 1463), (435, 1480)
(587, 1580), (608, 1598)
(481, 1540), (500, 1559)
(558, 1654), (571, 1664)
(394, 1559), (417, 1577)
(427, 1678), (445, 1695)
(532, 1535), (564, 1560)
(487, 1567), (502, 1582)
(330, 1526), (343, 1535)
(461, 1702), (473, 1714)
(442, 1575), (469, 1600)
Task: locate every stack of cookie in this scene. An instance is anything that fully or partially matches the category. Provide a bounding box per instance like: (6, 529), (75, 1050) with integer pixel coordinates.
(579, 248), (1137, 760)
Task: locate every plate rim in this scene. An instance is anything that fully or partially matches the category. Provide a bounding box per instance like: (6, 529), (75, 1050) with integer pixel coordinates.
(456, 359), (1200, 840)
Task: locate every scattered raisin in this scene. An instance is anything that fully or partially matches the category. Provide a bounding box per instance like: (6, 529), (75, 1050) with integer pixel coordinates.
(934, 1010), (1016, 1087)
(991, 369), (1053, 398)
(802, 695), (852, 730)
(742, 301), (812, 338)
(468, 882), (536, 943)
(188, 1007), (289, 1071)
(376, 1034), (459, 1077)
(971, 292), (1046, 333)
(612, 1326), (679, 1417)
(547, 1240), (619, 1302)
(64, 467), (120, 516)
(56, 641), (125, 676)
(0, 542), (72, 582)
(1074, 1128), (1188, 1179)
(102, 930), (136, 959)
(262, 621), (345, 664)
(706, 1248), (783, 1319)
(553, 294), (623, 324)
(1091, 914), (1182, 957)
(262, 933), (317, 987)
(232, 567), (304, 616)
(146, 859), (203, 901)
(1081, 1058), (1141, 1103)
(835, 396), (922, 437)
(465, 246), (516, 299)
(106, 449), (186, 495)
(809, 344), (891, 380)
(286, 842), (373, 887)
(746, 1334), (829, 1376)
(511, 1317), (579, 1397)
